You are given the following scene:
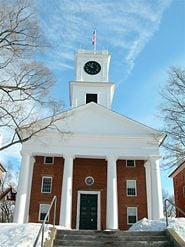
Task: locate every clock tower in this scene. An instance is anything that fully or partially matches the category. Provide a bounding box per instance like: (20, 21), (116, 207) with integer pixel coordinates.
(70, 49), (115, 109)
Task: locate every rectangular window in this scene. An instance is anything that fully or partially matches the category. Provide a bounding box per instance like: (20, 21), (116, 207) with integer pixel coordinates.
(39, 204), (50, 221)
(44, 156), (54, 164)
(86, 93), (98, 104)
(126, 160), (135, 167)
(182, 172), (184, 181)
(127, 180), (137, 196)
(41, 177), (52, 193)
(183, 186), (185, 198)
(127, 207), (137, 225)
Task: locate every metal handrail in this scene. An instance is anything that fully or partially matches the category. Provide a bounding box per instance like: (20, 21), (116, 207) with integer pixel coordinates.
(33, 195), (57, 247)
(164, 198), (185, 227)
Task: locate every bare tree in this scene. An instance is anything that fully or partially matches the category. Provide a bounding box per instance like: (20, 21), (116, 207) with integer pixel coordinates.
(0, 0), (63, 151)
(162, 189), (175, 217)
(160, 66), (185, 168)
(0, 161), (18, 222)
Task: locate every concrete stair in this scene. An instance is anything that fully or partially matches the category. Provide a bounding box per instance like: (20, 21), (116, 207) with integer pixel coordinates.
(53, 230), (174, 247)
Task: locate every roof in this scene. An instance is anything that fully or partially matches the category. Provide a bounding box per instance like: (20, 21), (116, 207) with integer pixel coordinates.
(169, 159), (185, 178)
(0, 163), (6, 173)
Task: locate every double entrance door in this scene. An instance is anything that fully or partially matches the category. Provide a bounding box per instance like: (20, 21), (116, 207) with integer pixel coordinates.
(78, 193), (99, 230)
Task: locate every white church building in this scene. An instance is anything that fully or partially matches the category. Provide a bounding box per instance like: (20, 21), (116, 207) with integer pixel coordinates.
(14, 49), (164, 230)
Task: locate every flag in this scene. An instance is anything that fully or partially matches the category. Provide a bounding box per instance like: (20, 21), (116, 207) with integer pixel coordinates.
(92, 30), (96, 45)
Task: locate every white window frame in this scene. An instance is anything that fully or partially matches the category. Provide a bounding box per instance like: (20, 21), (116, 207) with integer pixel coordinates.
(126, 180), (137, 197)
(76, 190), (101, 230)
(127, 207), (138, 225)
(44, 156), (54, 164)
(126, 160), (136, 168)
(41, 176), (52, 193)
(39, 204), (50, 222)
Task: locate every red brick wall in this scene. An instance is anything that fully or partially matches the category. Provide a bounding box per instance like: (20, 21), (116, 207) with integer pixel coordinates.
(29, 157), (147, 229)
(29, 156), (64, 224)
(72, 158), (107, 230)
(173, 167), (185, 216)
(117, 160), (147, 230)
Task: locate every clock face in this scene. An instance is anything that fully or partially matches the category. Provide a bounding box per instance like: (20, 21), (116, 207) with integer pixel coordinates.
(84, 61), (101, 75)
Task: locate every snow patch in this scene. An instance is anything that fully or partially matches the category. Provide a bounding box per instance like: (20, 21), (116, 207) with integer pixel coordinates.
(0, 219), (184, 246)
(128, 217), (185, 241)
(0, 223), (51, 247)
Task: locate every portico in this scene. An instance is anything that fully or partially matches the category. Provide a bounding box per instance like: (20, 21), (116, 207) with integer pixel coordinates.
(14, 150), (163, 230)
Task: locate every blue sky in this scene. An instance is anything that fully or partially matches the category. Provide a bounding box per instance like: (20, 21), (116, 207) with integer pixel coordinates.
(1, 0), (185, 195)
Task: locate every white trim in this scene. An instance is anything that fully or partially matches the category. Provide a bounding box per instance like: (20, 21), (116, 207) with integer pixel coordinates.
(127, 207), (138, 225)
(41, 176), (52, 193)
(126, 160), (136, 168)
(126, 180), (137, 197)
(44, 156), (54, 164)
(84, 176), (94, 186)
(39, 203), (50, 222)
(76, 190), (101, 230)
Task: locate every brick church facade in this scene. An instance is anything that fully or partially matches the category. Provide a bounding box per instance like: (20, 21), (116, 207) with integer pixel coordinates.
(14, 49), (165, 230)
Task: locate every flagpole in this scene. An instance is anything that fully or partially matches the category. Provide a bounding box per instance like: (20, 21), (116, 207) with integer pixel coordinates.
(94, 30), (96, 52)
(92, 30), (96, 53)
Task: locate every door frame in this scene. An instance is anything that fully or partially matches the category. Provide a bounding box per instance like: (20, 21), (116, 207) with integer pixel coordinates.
(76, 190), (101, 230)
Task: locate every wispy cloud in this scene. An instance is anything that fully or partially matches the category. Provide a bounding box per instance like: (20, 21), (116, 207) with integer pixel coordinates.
(35, 0), (172, 78)
(1, 0), (173, 165)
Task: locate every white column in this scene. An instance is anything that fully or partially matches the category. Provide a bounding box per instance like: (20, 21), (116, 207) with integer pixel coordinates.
(144, 161), (152, 219)
(24, 156), (34, 223)
(14, 152), (34, 223)
(150, 157), (163, 219)
(59, 154), (74, 229)
(106, 156), (118, 230)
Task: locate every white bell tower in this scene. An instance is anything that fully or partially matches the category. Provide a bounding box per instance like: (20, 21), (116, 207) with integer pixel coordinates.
(70, 49), (115, 109)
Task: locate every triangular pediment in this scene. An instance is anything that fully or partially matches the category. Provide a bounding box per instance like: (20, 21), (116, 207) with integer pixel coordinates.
(18, 102), (165, 146)
(51, 103), (164, 144)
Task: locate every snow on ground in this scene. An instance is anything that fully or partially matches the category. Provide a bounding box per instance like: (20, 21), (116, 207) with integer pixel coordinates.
(0, 223), (51, 247)
(0, 218), (184, 246)
(129, 217), (185, 241)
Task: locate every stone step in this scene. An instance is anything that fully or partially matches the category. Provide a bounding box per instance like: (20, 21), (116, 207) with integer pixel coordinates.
(55, 234), (168, 241)
(54, 240), (172, 247)
(56, 230), (166, 236)
(53, 230), (174, 247)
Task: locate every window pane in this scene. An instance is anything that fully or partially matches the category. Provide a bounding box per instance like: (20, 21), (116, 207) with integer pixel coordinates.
(86, 94), (97, 104)
(127, 207), (137, 224)
(127, 180), (135, 188)
(126, 160), (135, 167)
(128, 215), (136, 224)
(44, 157), (53, 164)
(127, 180), (136, 196)
(42, 177), (52, 193)
(127, 188), (136, 195)
(128, 207), (136, 215)
(40, 212), (47, 221)
(40, 204), (50, 221)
